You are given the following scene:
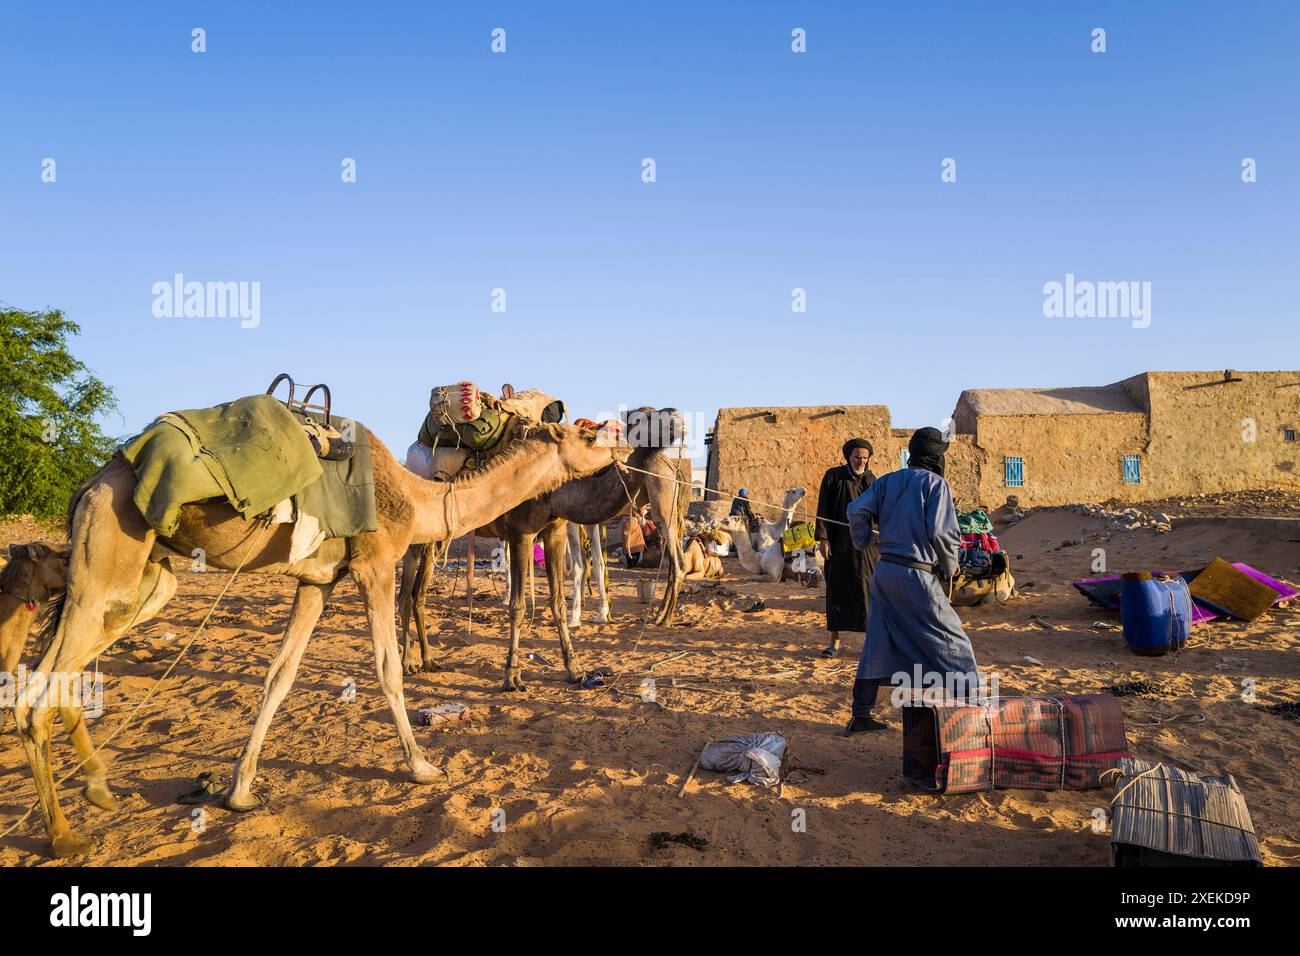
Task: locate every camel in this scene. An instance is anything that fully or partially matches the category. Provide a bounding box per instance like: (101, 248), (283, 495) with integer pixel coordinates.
(400, 421), (690, 689)
(1, 543), (69, 676)
(0, 543), (117, 814)
(680, 524), (729, 580)
(11, 418), (616, 858)
(721, 515), (800, 583)
(563, 449), (691, 629)
(754, 486), (807, 551)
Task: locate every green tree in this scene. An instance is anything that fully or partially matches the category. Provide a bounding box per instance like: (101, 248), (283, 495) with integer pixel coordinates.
(0, 306), (118, 518)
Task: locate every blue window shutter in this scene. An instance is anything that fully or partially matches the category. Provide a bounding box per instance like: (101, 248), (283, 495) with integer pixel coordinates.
(1122, 455), (1141, 484)
(1004, 457), (1024, 487)
(900, 449), (910, 468)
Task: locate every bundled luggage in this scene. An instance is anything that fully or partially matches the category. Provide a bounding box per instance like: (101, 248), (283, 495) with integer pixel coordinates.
(1110, 758), (1262, 867)
(952, 509), (1014, 606)
(782, 521), (816, 554)
(903, 694), (1130, 794)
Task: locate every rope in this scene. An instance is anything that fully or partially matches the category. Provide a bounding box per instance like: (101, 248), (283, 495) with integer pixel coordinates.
(0, 518), (273, 843)
(1104, 762), (1261, 838)
(618, 461), (849, 528)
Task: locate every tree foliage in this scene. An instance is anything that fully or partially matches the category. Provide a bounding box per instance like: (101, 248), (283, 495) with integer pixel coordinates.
(0, 306), (118, 519)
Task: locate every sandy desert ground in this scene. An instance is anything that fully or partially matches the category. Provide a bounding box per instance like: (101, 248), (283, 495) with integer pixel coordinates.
(1, 500), (1298, 867)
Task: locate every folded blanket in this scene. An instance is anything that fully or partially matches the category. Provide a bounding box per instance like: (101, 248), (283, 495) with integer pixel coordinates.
(122, 395), (322, 536)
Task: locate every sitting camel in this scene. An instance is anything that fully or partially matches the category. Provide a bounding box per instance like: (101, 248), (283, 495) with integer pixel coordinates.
(400, 408), (690, 689)
(722, 515), (795, 583)
(13, 416), (616, 858)
(680, 523), (730, 580)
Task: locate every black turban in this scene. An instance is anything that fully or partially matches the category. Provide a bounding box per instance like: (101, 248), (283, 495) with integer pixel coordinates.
(907, 427), (948, 478)
(842, 438), (873, 461)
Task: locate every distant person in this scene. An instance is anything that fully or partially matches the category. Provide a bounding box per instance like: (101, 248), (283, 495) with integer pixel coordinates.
(842, 427), (980, 735)
(621, 506), (654, 568)
(815, 439), (878, 659)
(729, 488), (759, 533)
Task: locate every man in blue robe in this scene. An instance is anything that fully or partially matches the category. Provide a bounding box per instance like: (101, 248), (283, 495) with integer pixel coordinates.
(842, 427), (980, 734)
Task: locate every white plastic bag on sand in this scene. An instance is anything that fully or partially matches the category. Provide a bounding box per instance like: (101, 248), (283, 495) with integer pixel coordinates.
(700, 733), (787, 787)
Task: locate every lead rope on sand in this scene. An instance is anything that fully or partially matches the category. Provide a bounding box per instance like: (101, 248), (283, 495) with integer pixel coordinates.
(0, 518), (274, 843)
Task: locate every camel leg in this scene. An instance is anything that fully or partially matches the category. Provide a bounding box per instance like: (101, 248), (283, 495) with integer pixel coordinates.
(410, 545), (437, 672)
(353, 563), (441, 783)
(589, 524), (610, 624)
(15, 473), (154, 858)
(653, 510), (685, 626)
(399, 544), (437, 675)
(541, 522), (582, 682)
(501, 532), (534, 691)
(500, 541), (511, 607)
(398, 547), (417, 670)
(59, 556), (178, 813)
(224, 578), (335, 810)
(565, 523), (586, 629)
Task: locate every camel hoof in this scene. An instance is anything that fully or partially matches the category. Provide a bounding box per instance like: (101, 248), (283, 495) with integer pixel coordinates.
(564, 669), (584, 684)
(82, 782), (118, 812)
(500, 671), (528, 692)
(420, 660), (441, 673)
(410, 762), (443, 785)
(222, 790), (264, 812)
(51, 832), (96, 859)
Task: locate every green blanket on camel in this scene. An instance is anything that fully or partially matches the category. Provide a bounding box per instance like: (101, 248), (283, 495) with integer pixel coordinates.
(120, 394), (376, 541)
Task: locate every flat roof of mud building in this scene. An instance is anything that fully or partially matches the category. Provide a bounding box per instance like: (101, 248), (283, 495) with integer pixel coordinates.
(955, 383), (1144, 417)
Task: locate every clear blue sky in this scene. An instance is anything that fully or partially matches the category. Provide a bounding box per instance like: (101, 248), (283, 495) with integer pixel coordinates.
(3, 2), (1296, 462)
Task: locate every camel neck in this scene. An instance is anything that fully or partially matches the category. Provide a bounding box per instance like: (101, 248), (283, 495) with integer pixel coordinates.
(0, 593), (36, 668)
(403, 440), (567, 544)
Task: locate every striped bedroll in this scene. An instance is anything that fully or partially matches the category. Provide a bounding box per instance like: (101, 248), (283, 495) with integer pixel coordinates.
(903, 694), (1130, 794)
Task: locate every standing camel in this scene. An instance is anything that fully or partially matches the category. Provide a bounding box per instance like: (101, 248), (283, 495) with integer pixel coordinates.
(12, 420), (614, 858)
(399, 436), (690, 689)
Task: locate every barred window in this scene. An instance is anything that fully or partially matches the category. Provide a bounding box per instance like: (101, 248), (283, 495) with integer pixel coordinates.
(1004, 457), (1024, 487)
(1122, 455), (1142, 484)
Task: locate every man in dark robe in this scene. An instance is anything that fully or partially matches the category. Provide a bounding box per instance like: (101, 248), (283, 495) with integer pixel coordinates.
(842, 427), (981, 735)
(815, 438), (878, 658)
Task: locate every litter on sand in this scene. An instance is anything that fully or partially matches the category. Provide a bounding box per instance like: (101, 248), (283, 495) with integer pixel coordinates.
(699, 733), (787, 787)
(176, 771), (225, 805)
(579, 667), (614, 689)
(417, 703), (471, 725)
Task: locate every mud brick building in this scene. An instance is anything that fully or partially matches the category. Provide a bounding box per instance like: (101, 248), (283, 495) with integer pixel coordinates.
(703, 370), (1300, 521)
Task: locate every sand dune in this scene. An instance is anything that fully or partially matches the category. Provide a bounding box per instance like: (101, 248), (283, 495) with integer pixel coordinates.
(1, 506), (1297, 866)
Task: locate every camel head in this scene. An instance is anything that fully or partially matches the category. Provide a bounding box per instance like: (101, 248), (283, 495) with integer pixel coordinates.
(622, 406), (686, 450)
(782, 487), (808, 510)
(700, 525), (732, 557)
(720, 515), (748, 538)
(537, 421), (619, 478)
(0, 542), (70, 607)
